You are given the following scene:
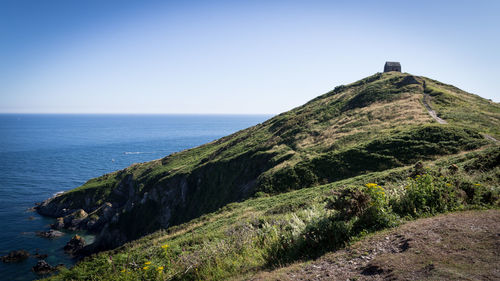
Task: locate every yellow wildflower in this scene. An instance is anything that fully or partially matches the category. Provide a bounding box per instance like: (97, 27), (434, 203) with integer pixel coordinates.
(145, 261), (151, 265)
(157, 266), (164, 271)
(161, 244), (169, 249)
(121, 269), (126, 273)
(474, 183), (481, 186)
(143, 266), (149, 270)
(365, 183), (378, 188)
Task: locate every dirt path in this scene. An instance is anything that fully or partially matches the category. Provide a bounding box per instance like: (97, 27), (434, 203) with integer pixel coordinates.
(423, 94), (447, 124)
(484, 134), (498, 142)
(250, 210), (500, 281)
(422, 94), (498, 142)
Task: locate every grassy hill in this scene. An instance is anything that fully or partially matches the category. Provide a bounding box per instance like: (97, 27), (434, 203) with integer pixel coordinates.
(36, 72), (500, 280)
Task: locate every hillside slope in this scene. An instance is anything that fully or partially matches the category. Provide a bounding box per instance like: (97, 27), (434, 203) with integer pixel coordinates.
(45, 145), (500, 280)
(36, 72), (500, 252)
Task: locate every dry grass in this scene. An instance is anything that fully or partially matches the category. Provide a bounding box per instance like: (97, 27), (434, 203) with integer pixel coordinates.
(297, 92), (433, 150)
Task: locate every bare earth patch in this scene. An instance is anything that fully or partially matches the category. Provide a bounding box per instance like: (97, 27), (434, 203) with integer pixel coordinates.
(249, 210), (500, 281)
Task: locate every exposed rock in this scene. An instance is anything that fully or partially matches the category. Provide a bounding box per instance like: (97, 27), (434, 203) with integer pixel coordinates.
(32, 260), (56, 274)
(1, 250), (30, 263)
(64, 235), (86, 255)
(36, 229), (65, 239)
(85, 216), (98, 230)
(99, 202), (114, 221)
(83, 202), (113, 231)
(51, 217), (65, 230)
(34, 194), (75, 218)
(46, 203), (115, 233)
(63, 209), (88, 230)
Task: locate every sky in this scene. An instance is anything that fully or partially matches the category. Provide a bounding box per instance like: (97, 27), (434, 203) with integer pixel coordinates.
(1, 0), (499, 114)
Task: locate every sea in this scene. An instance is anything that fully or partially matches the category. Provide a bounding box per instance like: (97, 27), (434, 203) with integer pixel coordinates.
(0, 114), (270, 281)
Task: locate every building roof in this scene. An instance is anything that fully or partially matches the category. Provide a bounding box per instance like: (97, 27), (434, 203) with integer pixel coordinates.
(385, 61), (401, 67)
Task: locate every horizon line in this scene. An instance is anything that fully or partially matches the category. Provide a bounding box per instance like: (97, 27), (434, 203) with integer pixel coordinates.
(0, 112), (276, 116)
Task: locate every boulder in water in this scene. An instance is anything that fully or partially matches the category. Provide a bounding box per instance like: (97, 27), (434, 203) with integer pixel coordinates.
(64, 235), (86, 255)
(32, 260), (56, 274)
(36, 229), (65, 239)
(1, 250), (30, 263)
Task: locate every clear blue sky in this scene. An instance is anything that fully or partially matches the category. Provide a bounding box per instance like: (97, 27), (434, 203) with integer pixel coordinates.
(1, 0), (499, 114)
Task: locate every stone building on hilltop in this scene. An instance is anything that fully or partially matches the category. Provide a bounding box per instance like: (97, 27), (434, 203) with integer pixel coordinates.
(384, 61), (401, 72)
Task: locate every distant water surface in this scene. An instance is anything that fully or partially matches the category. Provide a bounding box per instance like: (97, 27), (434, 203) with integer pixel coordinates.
(0, 114), (270, 281)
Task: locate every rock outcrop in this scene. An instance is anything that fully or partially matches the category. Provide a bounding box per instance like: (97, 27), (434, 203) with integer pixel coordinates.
(32, 260), (58, 275)
(64, 235), (86, 255)
(36, 229), (65, 239)
(51, 217), (64, 230)
(62, 209), (88, 230)
(1, 250), (30, 263)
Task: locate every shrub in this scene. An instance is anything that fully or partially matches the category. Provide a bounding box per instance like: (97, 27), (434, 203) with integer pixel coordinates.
(263, 215), (354, 265)
(266, 183), (400, 265)
(393, 174), (462, 217)
(458, 181), (499, 206)
(354, 183), (399, 232)
(327, 186), (371, 219)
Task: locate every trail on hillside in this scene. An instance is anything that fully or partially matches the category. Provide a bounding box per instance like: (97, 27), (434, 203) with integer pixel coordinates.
(484, 134), (498, 142)
(251, 210), (500, 281)
(422, 94), (447, 124)
(422, 94), (498, 142)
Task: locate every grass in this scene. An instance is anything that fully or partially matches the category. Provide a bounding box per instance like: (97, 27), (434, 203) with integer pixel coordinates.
(44, 146), (500, 280)
(423, 78), (500, 138)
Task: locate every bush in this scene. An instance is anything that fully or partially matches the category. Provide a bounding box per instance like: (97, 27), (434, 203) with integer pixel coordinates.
(327, 186), (371, 218)
(266, 183), (400, 264)
(264, 215), (354, 265)
(354, 183), (399, 232)
(393, 174), (462, 217)
(328, 183), (397, 231)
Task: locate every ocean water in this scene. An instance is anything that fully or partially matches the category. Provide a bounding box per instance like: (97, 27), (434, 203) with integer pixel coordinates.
(0, 114), (270, 281)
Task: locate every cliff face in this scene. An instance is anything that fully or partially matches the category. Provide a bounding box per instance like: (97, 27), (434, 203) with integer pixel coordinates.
(37, 150), (277, 250)
(35, 72), (499, 252)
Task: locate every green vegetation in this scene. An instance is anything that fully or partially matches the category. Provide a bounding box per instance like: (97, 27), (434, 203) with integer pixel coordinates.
(37, 72), (500, 280)
(423, 78), (500, 138)
(46, 146), (500, 280)
(259, 125), (487, 193)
